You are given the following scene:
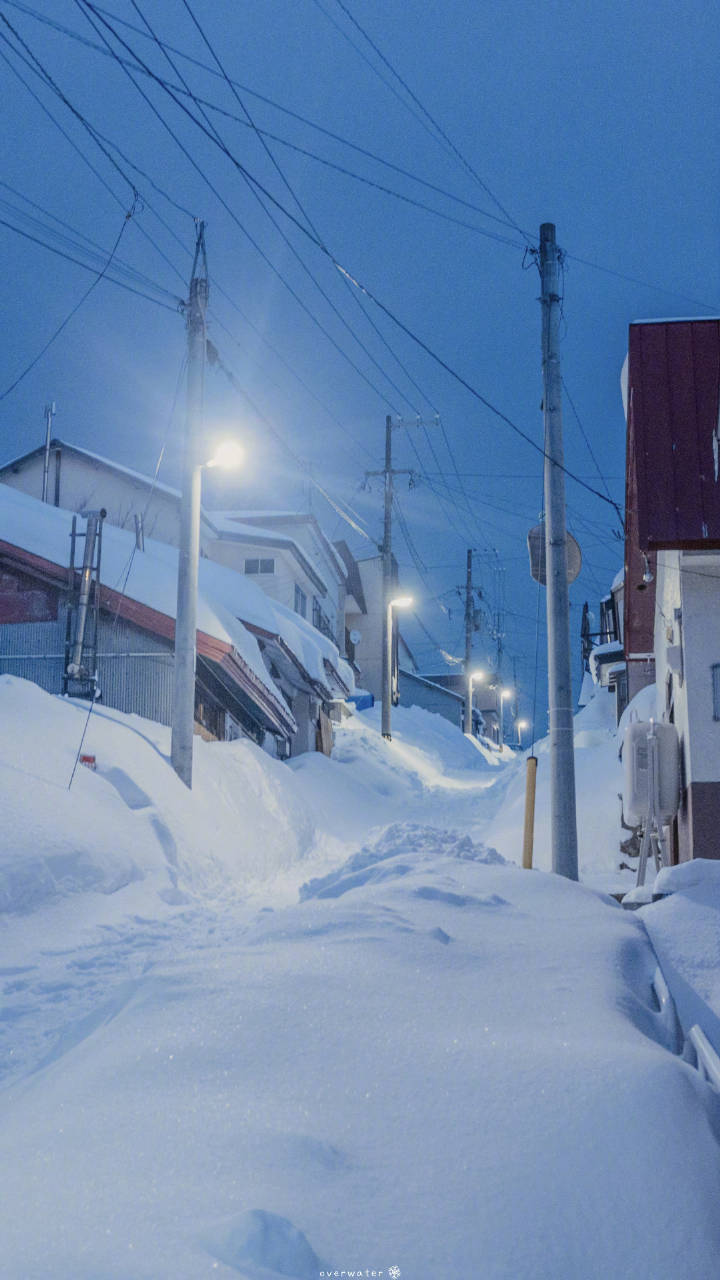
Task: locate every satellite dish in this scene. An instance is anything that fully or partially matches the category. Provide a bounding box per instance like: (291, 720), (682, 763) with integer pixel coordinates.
(527, 525), (582, 585)
(349, 628), (362, 645)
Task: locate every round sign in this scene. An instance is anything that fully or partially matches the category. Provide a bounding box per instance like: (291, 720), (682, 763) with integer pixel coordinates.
(527, 525), (582, 585)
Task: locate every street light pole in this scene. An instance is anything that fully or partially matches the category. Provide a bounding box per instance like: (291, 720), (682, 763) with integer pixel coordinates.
(171, 223), (208, 789)
(384, 595), (413, 741)
(381, 415), (394, 739)
(463, 548), (474, 735)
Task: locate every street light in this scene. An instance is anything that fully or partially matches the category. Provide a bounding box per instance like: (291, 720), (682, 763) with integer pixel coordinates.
(172, 436), (244, 788)
(465, 668), (485, 737)
(517, 717), (529, 748)
(497, 686), (512, 750)
(205, 439), (245, 471)
(382, 594), (413, 740)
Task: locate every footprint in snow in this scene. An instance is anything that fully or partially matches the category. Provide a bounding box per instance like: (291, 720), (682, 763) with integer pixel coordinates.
(202, 1208), (326, 1277)
(414, 886), (510, 909)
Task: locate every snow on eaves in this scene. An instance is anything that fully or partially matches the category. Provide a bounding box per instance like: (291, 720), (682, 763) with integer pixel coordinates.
(0, 485), (286, 713)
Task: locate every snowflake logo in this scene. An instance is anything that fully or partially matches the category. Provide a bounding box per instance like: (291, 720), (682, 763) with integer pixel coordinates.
(388, 1269), (401, 1280)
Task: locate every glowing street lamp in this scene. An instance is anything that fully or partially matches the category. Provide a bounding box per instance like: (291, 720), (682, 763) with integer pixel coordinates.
(517, 717), (529, 748)
(382, 594), (414, 740)
(465, 668), (486, 737)
(204, 439), (245, 471)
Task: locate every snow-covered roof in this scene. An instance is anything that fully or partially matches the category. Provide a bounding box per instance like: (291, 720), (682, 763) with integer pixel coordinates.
(0, 485), (290, 717)
(0, 439), (182, 502)
(210, 508), (350, 588)
(611, 568), (624, 592)
(205, 515), (329, 596)
(0, 485), (350, 705)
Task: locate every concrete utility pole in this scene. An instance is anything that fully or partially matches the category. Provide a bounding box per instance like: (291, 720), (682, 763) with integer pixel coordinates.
(41, 401), (55, 503)
(381, 414), (394, 739)
(539, 222), (578, 880)
(463, 548), (474, 735)
(366, 416), (414, 740)
(171, 223), (209, 789)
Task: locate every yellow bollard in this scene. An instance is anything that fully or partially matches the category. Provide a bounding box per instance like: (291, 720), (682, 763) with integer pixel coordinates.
(522, 755), (538, 869)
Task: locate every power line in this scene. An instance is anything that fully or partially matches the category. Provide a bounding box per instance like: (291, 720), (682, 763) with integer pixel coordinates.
(0, 195), (138, 401)
(0, 215), (179, 311)
(74, 0), (413, 415)
(0, 24), (189, 297)
(4, 1), (526, 239)
(325, 0), (531, 241)
(9, 0), (717, 312)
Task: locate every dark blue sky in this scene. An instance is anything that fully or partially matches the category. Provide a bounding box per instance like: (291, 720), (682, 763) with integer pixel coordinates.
(1, 0), (718, 732)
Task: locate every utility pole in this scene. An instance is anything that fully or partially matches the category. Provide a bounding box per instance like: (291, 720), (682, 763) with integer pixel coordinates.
(41, 401), (55, 503)
(171, 223), (208, 789)
(463, 548), (473, 735)
(539, 222), (578, 880)
(366, 416), (414, 740)
(381, 414), (394, 739)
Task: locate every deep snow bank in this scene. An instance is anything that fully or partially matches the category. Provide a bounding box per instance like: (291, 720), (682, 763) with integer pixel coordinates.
(483, 684), (629, 888)
(0, 675), (315, 913)
(0, 680), (501, 917)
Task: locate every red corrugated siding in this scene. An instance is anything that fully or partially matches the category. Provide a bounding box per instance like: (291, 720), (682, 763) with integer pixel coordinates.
(629, 319), (720, 548)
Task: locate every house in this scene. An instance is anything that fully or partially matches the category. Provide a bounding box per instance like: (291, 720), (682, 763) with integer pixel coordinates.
(397, 668), (486, 736)
(205, 510), (348, 654)
(0, 441), (355, 754)
(623, 316), (720, 862)
(345, 551), (416, 703)
(0, 485), (295, 752)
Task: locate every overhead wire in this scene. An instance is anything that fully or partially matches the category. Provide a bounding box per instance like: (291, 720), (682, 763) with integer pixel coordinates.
(0, 194), (139, 401)
(0, 23), (188, 298)
(7, 1), (717, 309)
(324, 0), (532, 241)
(73, 0), (414, 420)
(82, 0), (500, 556)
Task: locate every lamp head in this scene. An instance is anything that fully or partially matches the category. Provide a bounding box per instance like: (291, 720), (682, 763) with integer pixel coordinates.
(390, 595), (413, 609)
(205, 440), (245, 470)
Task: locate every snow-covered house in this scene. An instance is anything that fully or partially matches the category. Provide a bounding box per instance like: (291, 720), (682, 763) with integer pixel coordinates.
(203, 510), (347, 653)
(623, 317), (720, 861)
(0, 442), (355, 754)
(345, 552), (415, 704)
(398, 668), (486, 736)
(0, 486), (295, 751)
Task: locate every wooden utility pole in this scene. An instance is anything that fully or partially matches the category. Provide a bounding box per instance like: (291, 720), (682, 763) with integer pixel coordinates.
(539, 222), (578, 880)
(463, 548), (473, 735)
(171, 223), (208, 789)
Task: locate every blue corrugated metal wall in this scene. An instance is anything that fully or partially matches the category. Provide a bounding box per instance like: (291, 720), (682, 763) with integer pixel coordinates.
(0, 611), (174, 724)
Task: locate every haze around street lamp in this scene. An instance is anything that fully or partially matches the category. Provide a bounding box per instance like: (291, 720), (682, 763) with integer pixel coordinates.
(205, 440), (245, 470)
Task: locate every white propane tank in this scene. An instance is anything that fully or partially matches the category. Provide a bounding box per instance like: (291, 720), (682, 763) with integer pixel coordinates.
(623, 721), (681, 827)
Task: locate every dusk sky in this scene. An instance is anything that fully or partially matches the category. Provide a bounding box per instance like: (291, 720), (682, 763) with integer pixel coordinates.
(1, 0), (718, 732)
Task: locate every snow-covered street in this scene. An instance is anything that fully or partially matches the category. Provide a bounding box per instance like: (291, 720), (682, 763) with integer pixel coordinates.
(2, 677), (720, 1278)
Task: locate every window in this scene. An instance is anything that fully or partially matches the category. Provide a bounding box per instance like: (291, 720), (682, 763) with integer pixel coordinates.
(712, 664), (720, 721)
(294, 584), (307, 618)
(245, 557), (274, 574)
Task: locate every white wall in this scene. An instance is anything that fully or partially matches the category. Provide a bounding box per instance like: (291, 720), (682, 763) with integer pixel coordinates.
(350, 556), (386, 699)
(655, 550), (720, 787)
(0, 451), (196, 551)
